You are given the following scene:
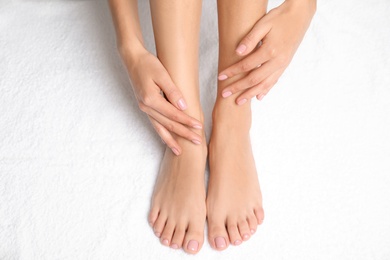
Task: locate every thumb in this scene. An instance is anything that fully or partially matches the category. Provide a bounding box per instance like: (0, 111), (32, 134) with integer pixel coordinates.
(236, 18), (271, 56)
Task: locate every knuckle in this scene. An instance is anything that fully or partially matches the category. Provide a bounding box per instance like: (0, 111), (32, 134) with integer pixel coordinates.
(142, 94), (155, 107)
(166, 122), (175, 132)
(249, 76), (260, 86)
(245, 32), (256, 44)
(239, 62), (252, 72)
(138, 102), (146, 112)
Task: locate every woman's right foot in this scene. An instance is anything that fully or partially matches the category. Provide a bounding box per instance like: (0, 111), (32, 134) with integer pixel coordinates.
(148, 131), (207, 254)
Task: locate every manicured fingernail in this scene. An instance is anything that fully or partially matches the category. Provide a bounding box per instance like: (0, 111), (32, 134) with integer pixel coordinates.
(237, 98), (247, 105)
(187, 240), (199, 251)
(215, 237), (227, 248)
(171, 243), (179, 249)
(257, 94), (265, 101)
(218, 74), (228, 80)
(193, 124), (202, 129)
(192, 139), (201, 145)
(236, 44), (247, 54)
(222, 91), (232, 98)
(162, 239), (169, 246)
(171, 148), (180, 156)
(243, 233), (250, 240)
(234, 240), (242, 245)
(177, 98), (187, 110)
(251, 229), (256, 234)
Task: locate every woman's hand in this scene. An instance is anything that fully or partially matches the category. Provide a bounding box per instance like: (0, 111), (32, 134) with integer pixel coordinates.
(218, 0), (316, 104)
(121, 49), (203, 155)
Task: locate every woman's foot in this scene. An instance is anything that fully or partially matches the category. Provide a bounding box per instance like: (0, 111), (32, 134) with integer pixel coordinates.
(148, 132), (207, 254)
(206, 102), (264, 250)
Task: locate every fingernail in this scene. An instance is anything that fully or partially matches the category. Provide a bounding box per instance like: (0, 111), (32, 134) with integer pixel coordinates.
(161, 139), (165, 145)
(243, 233), (250, 240)
(237, 98), (247, 105)
(192, 139), (201, 145)
(171, 148), (180, 156)
(236, 44), (247, 54)
(218, 74), (228, 80)
(171, 243), (179, 249)
(162, 239), (169, 246)
(187, 240), (199, 251)
(234, 240), (242, 246)
(251, 229), (256, 234)
(215, 237), (227, 249)
(177, 98), (187, 110)
(222, 91), (232, 98)
(193, 124), (202, 129)
(257, 94), (265, 101)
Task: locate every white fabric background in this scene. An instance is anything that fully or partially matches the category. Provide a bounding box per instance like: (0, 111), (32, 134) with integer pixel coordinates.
(1, 0), (390, 259)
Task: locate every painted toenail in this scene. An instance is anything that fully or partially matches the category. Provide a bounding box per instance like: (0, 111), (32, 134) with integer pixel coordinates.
(243, 233), (250, 240)
(187, 240), (199, 251)
(251, 229), (256, 234)
(234, 240), (242, 245)
(171, 243), (179, 249)
(237, 98), (247, 105)
(162, 239), (169, 246)
(215, 237), (227, 248)
(155, 232), (161, 238)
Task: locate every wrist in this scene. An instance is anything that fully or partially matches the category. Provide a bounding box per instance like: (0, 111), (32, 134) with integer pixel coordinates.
(118, 39), (148, 71)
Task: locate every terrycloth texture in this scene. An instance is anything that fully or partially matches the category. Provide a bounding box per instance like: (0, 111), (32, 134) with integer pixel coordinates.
(1, 0), (390, 259)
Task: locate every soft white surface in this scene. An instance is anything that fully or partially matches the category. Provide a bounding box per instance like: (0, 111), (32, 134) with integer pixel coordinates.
(1, 0), (390, 259)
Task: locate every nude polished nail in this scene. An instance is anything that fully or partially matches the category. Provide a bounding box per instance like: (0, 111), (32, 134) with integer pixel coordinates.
(236, 44), (247, 54)
(171, 148), (180, 156)
(222, 91), (232, 98)
(177, 98), (187, 110)
(218, 74), (228, 80)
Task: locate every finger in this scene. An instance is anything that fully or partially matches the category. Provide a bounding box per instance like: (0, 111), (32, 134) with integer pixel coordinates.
(143, 105), (202, 145)
(153, 70), (188, 111)
(221, 61), (277, 98)
(235, 70), (282, 105)
(235, 18), (271, 56)
(149, 96), (203, 130)
(148, 116), (181, 156)
(218, 48), (270, 81)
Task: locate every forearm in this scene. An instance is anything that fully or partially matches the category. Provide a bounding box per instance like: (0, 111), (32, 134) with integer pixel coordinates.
(108, 0), (146, 60)
(284, 0), (316, 15)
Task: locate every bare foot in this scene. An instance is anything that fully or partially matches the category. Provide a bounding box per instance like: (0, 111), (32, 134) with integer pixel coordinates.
(148, 133), (207, 254)
(206, 103), (264, 250)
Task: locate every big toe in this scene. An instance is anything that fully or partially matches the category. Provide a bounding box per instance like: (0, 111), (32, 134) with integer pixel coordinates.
(183, 222), (204, 254)
(207, 217), (229, 251)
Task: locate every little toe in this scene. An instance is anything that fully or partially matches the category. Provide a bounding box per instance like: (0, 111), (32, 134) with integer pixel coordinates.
(227, 221), (242, 246)
(208, 219), (229, 251)
(183, 223), (204, 254)
(238, 219), (251, 241)
(170, 225), (186, 249)
(148, 207), (159, 227)
(160, 220), (175, 247)
(153, 213), (167, 238)
(254, 207), (265, 225)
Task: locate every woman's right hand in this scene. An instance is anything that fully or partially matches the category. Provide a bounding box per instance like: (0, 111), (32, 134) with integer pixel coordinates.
(120, 49), (203, 155)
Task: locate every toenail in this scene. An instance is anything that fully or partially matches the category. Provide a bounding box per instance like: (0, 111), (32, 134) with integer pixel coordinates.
(251, 229), (256, 234)
(155, 232), (161, 238)
(171, 243), (179, 249)
(243, 233), (250, 240)
(187, 240), (199, 252)
(215, 237), (227, 249)
(234, 240), (242, 246)
(162, 239), (169, 246)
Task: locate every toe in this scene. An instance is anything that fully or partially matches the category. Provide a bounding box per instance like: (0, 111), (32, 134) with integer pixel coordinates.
(183, 222), (204, 254)
(153, 213), (167, 238)
(238, 219), (251, 241)
(226, 220), (242, 246)
(148, 207), (159, 227)
(170, 224), (186, 249)
(247, 212), (258, 234)
(160, 220), (175, 247)
(254, 207), (265, 225)
(207, 217), (229, 251)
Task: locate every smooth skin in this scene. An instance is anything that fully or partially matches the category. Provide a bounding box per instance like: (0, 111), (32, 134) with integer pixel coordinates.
(109, 0), (316, 254)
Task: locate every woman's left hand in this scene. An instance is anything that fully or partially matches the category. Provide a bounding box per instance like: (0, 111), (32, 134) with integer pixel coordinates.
(218, 0), (316, 104)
